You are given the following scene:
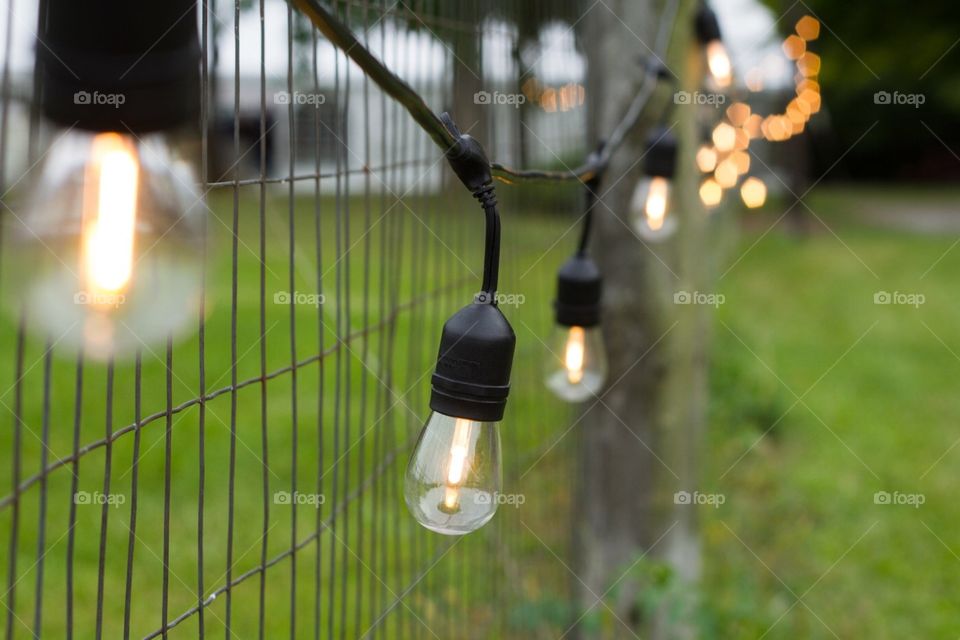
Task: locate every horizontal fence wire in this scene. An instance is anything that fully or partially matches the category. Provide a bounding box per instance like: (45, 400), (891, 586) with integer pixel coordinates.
(0, 0), (680, 637)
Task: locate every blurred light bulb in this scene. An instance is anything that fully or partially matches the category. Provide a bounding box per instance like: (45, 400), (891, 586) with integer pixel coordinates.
(696, 145), (718, 173)
(545, 325), (607, 402)
(706, 40), (732, 88)
(712, 123), (737, 153)
(700, 178), (723, 209)
(630, 176), (677, 240)
(795, 16), (820, 41)
(7, 128), (203, 359)
(404, 412), (501, 535)
(715, 159), (739, 188)
(741, 177), (767, 208)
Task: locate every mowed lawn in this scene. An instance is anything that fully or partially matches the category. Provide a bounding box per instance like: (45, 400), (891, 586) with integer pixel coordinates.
(703, 185), (960, 638)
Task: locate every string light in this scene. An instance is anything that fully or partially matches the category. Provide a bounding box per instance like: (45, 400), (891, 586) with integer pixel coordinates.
(631, 127), (679, 241)
(695, 2), (732, 89)
(740, 177), (768, 208)
(14, 0), (203, 360)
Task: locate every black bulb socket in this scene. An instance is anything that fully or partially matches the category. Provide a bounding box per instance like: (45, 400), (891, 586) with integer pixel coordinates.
(554, 254), (602, 328)
(38, 0), (201, 133)
(430, 302), (516, 423)
(642, 126), (678, 180)
(695, 3), (723, 44)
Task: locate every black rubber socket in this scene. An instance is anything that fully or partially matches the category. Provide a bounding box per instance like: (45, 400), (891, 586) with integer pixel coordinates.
(642, 126), (678, 179)
(695, 3), (723, 44)
(554, 254), (602, 328)
(430, 303), (516, 423)
(39, 0), (200, 133)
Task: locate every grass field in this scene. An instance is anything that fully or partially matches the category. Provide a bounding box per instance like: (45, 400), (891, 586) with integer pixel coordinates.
(1, 182), (958, 638)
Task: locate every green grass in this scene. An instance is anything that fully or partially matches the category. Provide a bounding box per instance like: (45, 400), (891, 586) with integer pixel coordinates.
(702, 185), (960, 638)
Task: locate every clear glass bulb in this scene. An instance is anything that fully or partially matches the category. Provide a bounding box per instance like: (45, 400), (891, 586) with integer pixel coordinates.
(630, 176), (677, 241)
(706, 39), (732, 88)
(404, 412), (501, 535)
(545, 325), (607, 402)
(5, 128), (203, 359)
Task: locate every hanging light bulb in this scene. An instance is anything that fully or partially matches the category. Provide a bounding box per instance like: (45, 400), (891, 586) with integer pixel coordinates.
(405, 114), (514, 536)
(700, 178), (723, 209)
(405, 300), (514, 535)
(695, 3), (732, 89)
(5, 0), (202, 359)
(631, 127), (678, 241)
(547, 254), (607, 402)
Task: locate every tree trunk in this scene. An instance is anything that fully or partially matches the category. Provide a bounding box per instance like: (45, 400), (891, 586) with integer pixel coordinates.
(574, 1), (707, 638)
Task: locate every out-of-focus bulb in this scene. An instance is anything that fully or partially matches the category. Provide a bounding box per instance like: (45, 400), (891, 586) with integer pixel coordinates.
(706, 40), (732, 88)
(700, 178), (723, 209)
(740, 177), (767, 208)
(696, 145), (718, 173)
(6, 128), (203, 359)
(630, 176), (676, 241)
(404, 412), (501, 535)
(545, 325), (607, 402)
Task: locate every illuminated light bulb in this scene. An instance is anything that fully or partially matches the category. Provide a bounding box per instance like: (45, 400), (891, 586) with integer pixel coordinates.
(726, 102), (751, 127)
(715, 159), (738, 189)
(712, 123), (737, 153)
(407, 299), (515, 535)
(696, 144), (718, 173)
(631, 127), (678, 241)
(797, 52), (821, 77)
(744, 114), (763, 139)
(740, 177), (767, 208)
(798, 89), (821, 114)
(795, 16), (820, 41)
(405, 412), (501, 535)
(631, 176), (677, 240)
(706, 40), (733, 89)
(700, 178), (723, 209)
(796, 79), (820, 95)
(745, 68), (764, 92)
(9, 129), (204, 359)
(734, 128), (750, 151)
(731, 150), (751, 175)
(545, 324), (607, 402)
(782, 35), (806, 60)
(790, 118), (805, 135)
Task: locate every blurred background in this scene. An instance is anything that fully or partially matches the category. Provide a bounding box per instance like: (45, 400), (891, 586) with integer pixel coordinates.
(0, 0), (957, 638)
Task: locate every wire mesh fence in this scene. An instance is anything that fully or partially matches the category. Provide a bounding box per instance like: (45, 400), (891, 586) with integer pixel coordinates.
(0, 0), (591, 637)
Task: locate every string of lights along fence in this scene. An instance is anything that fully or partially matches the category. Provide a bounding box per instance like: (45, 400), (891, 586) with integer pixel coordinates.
(7, 2), (827, 603)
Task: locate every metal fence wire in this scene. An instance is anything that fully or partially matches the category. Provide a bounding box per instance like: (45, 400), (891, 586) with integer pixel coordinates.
(0, 0), (615, 637)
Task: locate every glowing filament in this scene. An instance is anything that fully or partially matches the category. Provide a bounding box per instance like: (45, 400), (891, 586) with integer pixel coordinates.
(564, 326), (586, 384)
(706, 40), (732, 88)
(82, 133), (139, 296)
(442, 418), (474, 511)
(644, 177), (669, 231)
